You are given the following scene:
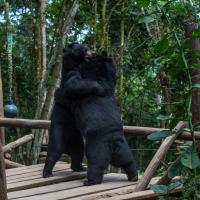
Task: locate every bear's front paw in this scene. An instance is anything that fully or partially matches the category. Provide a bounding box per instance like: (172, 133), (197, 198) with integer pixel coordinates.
(43, 171), (53, 178)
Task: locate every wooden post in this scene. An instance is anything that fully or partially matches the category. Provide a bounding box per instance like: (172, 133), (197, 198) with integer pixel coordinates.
(0, 65), (5, 145)
(133, 121), (186, 192)
(0, 140), (7, 200)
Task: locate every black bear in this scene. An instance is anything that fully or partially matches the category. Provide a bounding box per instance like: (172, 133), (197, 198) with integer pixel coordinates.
(43, 43), (91, 178)
(63, 47), (138, 186)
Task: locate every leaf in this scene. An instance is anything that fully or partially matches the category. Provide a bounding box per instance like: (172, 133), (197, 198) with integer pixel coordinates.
(196, 191), (200, 198)
(183, 128), (191, 132)
(147, 130), (174, 141)
(168, 159), (183, 178)
(192, 83), (200, 89)
(168, 181), (182, 192)
(156, 114), (172, 121)
(150, 184), (168, 194)
(192, 27), (200, 38)
(137, 0), (150, 8)
(155, 36), (169, 54)
(181, 146), (200, 169)
(169, 118), (180, 130)
(150, 182), (181, 194)
(192, 63), (200, 69)
(138, 16), (155, 24)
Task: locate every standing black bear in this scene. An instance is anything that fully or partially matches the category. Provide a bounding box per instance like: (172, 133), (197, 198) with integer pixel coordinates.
(63, 47), (138, 186)
(43, 43), (91, 178)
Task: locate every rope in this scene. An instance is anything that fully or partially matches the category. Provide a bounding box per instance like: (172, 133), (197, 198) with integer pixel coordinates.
(7, 33), (13, 98)
(5, 2), (13, 99)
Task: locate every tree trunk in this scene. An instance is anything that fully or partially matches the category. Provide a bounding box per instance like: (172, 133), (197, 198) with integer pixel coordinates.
(101, 0), (107, 50)
(35, 0), (47, 119)
(185, 24), (200, 124)
(30, 0), (80, 164)
(118, 6), (124, 112)
(93, 0), (97, 50)
(0, 140), (7, 200)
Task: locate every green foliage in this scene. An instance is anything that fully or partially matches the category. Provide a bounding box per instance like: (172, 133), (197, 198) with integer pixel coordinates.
(138, 16), (155, 24)
(151, 181), (181, 194)
(137, 0), (150, 8)
(167, 159), (183, 178)
(155, 36), (169, 54)
(180, 146), (200, 169)
(147, 130), (174, 141)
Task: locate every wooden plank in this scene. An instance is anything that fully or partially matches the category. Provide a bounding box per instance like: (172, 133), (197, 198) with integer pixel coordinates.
(8, 180), (83, 199)
(85, 188), (181, 200)
(6, 162), (67, 176)
(6, 163), (46, 173)
(68, 177), (161, 200)
(7, 170), (86, 192)
(7, 165), (69, 183)
(8, 174), (135, 200)
(68, 176), (181, 200)
(8, 174), (135, 199)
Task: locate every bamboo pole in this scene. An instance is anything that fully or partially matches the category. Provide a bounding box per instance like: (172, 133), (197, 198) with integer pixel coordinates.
(2, 134), (34, 153)
(133, 121), (186, 192)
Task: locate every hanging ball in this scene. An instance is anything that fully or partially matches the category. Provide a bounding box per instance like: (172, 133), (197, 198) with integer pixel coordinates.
(4, 99), (18, 118)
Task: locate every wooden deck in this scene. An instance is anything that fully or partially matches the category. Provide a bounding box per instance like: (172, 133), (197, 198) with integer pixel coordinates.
(6, 162), (166, 200)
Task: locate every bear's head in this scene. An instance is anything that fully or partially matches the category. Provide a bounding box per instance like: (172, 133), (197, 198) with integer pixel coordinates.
(62, 43), (93, 73)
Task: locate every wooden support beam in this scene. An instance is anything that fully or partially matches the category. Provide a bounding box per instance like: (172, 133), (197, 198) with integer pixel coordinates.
(133, 121), (186, 192)
(2, 134), (34, 153)
(124, 126), (200, 140)
(0, 141), (7, 200)
(0, 118), (199, 140)
(0, 118), (50, 129)
(5, 159), (25, 169)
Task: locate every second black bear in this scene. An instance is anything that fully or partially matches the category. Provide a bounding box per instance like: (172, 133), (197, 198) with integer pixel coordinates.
(63, 49), (138, 186)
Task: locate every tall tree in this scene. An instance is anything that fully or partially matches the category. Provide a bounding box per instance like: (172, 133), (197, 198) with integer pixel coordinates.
(30, 0), (80, 164)
(185, 24), (200, 124)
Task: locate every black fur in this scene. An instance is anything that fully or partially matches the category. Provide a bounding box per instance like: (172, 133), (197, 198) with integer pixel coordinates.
(63, 51), (138, 185)
(43, 43), (89, 178)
